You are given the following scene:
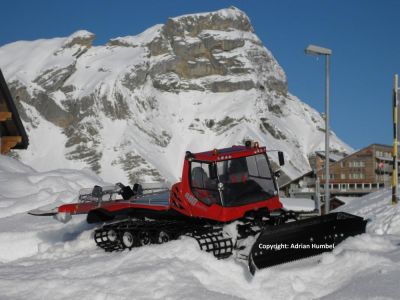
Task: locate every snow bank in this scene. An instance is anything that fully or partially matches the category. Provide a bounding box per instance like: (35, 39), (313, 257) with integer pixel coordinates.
(0, 156), (105, 218)
(0, 155), (105, 262)
(338, 188), (400, 235)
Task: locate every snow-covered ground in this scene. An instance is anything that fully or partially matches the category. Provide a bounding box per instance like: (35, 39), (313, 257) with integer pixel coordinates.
(0, 155), (400, 299)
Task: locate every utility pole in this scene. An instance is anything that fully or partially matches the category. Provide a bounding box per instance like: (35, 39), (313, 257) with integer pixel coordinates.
(324, 53), (331, 214)
(393, 74), (398, 205)
(314, 173), (321, 215)
(305, 44), (332, 214)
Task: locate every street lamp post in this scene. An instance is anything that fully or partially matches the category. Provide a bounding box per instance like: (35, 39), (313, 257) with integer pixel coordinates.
(305, 44), (332, 215)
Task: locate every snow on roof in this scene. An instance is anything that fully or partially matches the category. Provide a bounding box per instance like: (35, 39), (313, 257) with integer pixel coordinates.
(315, 150), (347, 162)
(280, 197), (316, 212)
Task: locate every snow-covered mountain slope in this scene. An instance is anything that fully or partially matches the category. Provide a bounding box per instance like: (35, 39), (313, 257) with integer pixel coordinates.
(1, 154), (400, 299)
(0, 7), (351, 184)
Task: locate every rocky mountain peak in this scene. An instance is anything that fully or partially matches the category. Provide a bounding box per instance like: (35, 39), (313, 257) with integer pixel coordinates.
(62, 30), (95, 48)
(145, 6), (286, 94)
(164, 6), (254, 37)
(0, 8), (351, 185)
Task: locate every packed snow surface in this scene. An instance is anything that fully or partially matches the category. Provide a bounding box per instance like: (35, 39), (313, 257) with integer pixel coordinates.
(1, 156), (400, 299)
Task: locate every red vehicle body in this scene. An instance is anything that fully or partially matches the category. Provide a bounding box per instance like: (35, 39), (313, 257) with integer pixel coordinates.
(55, 143), (283, 224)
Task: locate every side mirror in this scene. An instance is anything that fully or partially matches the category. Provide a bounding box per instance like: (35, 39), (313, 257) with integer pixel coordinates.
(278, 151), (285, 166)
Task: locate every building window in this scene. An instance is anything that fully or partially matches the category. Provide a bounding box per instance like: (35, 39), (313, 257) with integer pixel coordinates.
(349, 161), (365, 168)
(349, 173), (364, 179)
(341, 173), (345, 179)
(321, 174), (335, 180)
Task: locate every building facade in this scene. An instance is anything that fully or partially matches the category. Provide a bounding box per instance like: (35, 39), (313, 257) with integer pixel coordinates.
(0, 69), (28, 154)
(282, 144), (395, 200)
(316, 144), (392, 196)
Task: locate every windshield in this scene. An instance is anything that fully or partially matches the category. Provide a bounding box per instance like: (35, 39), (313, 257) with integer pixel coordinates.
(189, 154), (277, 207)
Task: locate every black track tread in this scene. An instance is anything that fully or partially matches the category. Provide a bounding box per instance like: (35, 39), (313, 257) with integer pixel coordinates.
(94, 219), (235, 258)
(94, 219), (191, 252)
(188, 228), (234, 259)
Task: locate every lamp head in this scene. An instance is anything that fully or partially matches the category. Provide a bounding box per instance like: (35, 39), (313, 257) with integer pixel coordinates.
(305, 44), (332, 56)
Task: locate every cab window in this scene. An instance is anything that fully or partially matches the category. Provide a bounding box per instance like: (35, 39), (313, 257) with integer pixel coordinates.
(190, 162), (219, 205)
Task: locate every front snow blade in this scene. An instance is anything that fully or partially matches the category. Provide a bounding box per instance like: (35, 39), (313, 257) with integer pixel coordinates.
(28, 208), (58, 216)
(249, 212), (367, 274)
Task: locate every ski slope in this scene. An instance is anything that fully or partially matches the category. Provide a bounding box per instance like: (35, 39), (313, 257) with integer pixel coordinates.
(0, 156), (399, 300)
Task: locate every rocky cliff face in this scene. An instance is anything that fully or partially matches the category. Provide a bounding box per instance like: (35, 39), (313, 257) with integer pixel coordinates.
(0, 7), (351, 184)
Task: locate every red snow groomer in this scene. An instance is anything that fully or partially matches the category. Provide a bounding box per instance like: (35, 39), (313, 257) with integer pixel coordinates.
(29, 141), (367, 273)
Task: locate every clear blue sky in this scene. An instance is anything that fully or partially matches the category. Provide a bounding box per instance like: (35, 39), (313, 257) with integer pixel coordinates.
(0, 0), (399, 150)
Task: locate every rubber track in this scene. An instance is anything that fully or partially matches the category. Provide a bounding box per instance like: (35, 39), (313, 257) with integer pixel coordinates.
(189, 229), (233, 259)
(94, 219), (234, 258)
